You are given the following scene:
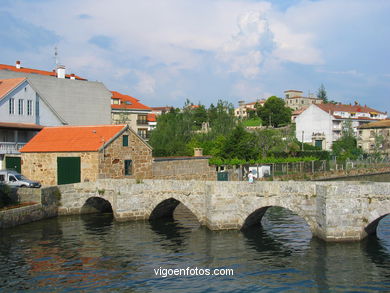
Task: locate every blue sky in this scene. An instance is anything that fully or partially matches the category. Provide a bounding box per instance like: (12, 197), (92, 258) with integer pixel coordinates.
(1, 0), (390, 112)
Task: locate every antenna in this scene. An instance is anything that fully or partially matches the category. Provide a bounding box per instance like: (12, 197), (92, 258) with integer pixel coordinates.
(54, 46), (59, 68)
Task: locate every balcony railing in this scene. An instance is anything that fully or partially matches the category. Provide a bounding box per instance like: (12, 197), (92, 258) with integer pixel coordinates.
(0, 142), (26, 154)
(137, 120), (149, 126)
(137, 133), (150, 140)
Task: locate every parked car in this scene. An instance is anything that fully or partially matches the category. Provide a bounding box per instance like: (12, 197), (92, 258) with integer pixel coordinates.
(0, 170), (41, 188)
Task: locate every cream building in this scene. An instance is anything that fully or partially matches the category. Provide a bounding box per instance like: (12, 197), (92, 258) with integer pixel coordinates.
(357, 120), (390, 154)
(284, 90), (323, 111)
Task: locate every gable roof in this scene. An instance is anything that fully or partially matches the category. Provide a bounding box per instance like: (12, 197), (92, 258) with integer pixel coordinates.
(0, 64), (86, 80)
(0, 70), (112, 125)
(316, 103), (385, 115)
(20, 125), (128, 153)
(0, 78), (26, 100)
(111, 91), (152, 111)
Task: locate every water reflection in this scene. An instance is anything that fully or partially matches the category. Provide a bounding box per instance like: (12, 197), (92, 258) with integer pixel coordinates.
(0, 206), (389, 292)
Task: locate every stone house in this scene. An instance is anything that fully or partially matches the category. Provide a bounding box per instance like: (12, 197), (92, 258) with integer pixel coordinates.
(284, 90), (323, 111)
(20, 124), (152, 186)
(357, 120), (390, 154)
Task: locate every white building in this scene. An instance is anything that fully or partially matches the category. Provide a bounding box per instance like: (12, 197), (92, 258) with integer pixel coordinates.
(295, 103), (387, 150)
(235, 99), (266, 118)
(0, 77), (63, 170)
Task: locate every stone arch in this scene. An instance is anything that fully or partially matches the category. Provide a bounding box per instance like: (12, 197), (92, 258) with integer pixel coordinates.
(365, 212), (390, 236)
(81, 196), (113, 214)
(240, 205), (314, 235)
(149, 197), (202, 224)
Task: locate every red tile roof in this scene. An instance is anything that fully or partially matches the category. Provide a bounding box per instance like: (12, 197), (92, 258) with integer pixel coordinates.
(358, 119), (390, 129)
(20, 125), (127, 153)
(0, 78), (26, 100)
(0, 63), (86, 80)
(111, 91), (152, 111)
(316, 104), (386, 115)
(147, 113), (156, 122)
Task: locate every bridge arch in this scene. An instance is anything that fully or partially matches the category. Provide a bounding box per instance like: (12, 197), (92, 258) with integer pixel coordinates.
(81, 196), (113, 214)
(149, 197), (203, 224)
(365, 212), (390, 236)
(240, 205), (314, 235)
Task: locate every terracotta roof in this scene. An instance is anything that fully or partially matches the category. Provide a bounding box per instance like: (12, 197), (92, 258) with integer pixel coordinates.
(284, 90), (303, 93)
(316, 104), (386, 115)
(111, 91), (152, 111)
(0, 63), (86, 80)
(152, 106), (173, 111)
(292, 106), (308, 115)
(147, 113), (156, 122)
(0, 78), (26, 100)
(358, 120), (390, 129)
(0, 122), (43, 130)
(20, 125), (127, 153)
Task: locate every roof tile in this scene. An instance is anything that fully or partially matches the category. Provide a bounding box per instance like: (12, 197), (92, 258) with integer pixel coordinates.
(20, 125), (126, 153)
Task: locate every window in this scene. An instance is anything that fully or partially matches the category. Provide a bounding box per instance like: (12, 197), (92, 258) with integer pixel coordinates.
(123, 135), (129, 146)
(137, 129), (148, 139)
(18, 99), (24, 115)
(137, 115), (148, 125)
(27, 100), (33, 115)
(9, 98), (15, 114)
(112, 99), (120, 105)
(124, 160), (132, 175)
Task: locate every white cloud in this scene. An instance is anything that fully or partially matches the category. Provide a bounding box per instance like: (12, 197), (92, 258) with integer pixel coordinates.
(134, 71), (156, 95)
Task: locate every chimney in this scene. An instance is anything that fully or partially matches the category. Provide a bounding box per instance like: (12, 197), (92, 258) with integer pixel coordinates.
(56, 65), (66, 78)
(194, 148), (203, 157)
(16, 60), (21, 69)
(70, 73), (75, 80)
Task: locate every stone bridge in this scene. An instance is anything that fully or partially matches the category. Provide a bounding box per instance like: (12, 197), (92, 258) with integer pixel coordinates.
(55, 179), (390, 242)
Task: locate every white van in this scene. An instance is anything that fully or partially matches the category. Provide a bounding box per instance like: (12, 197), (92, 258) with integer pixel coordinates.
(0, 170), (41, 188)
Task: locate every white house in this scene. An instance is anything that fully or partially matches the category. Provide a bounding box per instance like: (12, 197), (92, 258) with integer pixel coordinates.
(0, 78), (63, 170)
(295, 103), (387, 150)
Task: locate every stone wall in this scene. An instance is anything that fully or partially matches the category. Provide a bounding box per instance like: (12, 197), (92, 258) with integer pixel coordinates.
(99, 129), (153, 180)
(22, 152), (99, 186)
(152, 157), (216, 180)
(0, 187), (58, 229)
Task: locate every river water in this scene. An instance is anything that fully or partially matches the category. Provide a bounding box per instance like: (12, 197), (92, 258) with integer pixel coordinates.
(0, 202), (389, 292)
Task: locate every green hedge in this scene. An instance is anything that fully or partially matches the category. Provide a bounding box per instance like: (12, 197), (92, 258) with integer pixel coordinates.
(209, 156), (320, 166)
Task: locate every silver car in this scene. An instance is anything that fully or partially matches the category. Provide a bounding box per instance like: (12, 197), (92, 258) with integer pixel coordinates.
(0, 170), (41, 188)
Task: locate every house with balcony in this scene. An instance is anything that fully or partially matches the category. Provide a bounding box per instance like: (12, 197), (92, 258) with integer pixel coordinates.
(0, 77), (64, 170)
(111, 91), (153, 140)
(295, 103), (387, 150)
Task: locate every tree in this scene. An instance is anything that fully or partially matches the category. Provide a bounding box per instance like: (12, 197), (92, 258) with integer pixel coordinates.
(332, 119), (362, 161)
(208, 100), (236, 138)
(149, 108), (193, 156)
(317, 84), (328, 103)
(220, 125), (258, 161)
(256, 96), (292, 127)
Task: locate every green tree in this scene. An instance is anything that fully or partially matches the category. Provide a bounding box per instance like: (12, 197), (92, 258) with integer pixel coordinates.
(332, 119), (362, 161)
(317, 84), (328, 103)
(149, 108), (193, 156)
(256, 96), (292, 127)
(220, 125), (258, 161)
(209, 100), (236, 137)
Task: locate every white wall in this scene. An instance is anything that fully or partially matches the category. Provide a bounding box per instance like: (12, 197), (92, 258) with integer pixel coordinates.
(295, 105), (333, 150)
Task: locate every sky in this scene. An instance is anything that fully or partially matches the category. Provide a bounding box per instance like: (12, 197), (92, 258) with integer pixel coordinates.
(1, 0), (390, 112)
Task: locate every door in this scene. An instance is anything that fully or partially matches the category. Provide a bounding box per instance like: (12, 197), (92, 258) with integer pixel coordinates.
(315, 140), (323, 149)
(5, 156), (21, 173)
(57, 157), (81, 185)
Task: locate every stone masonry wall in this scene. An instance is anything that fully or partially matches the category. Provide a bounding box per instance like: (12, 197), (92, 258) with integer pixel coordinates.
(99, 129), (153, 180)
(152, 157), (216, 180)
(22, 152), (100, 186)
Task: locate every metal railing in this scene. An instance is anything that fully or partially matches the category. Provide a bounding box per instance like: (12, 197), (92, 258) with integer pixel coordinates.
(0, 142), (26, 154)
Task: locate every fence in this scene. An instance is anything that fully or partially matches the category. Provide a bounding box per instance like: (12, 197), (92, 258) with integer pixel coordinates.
(217, 158), (390, 181)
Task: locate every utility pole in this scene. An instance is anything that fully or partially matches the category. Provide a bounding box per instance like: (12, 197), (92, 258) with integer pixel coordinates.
(301, 131), (304, 151)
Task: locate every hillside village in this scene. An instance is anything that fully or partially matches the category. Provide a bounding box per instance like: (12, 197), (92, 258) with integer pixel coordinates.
(0, 60), (389, 185)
